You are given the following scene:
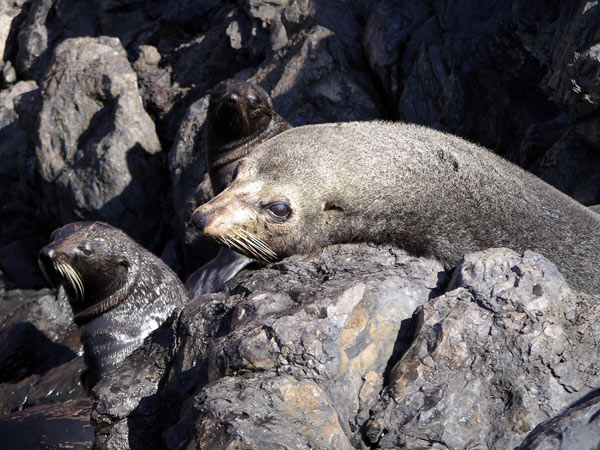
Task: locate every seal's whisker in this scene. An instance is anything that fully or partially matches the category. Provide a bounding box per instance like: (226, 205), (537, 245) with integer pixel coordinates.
(237, 229), (278, 260)
(55, 262), (85, 301)
(232, 231), (263, 257)
(222, 235), (251, 258)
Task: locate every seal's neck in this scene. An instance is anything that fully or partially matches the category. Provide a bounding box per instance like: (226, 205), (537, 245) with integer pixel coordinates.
(73, 269), (138, 326)
(208, 116), (290, 170)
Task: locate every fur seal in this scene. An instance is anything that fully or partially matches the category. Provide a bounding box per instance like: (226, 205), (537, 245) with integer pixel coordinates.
(205, 79), (291, 194)
(38, 221), (189, 390)
(191, 121), (600, 294)
(186, 80), (291, 297)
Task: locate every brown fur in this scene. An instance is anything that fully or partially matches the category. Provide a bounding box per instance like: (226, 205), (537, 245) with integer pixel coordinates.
(192, 121), (600, 295)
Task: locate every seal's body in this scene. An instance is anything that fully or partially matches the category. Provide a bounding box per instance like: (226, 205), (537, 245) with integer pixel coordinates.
(39, 222), (189, 390)
(192, 121), (600, 294)
(186, 80), (291, 297)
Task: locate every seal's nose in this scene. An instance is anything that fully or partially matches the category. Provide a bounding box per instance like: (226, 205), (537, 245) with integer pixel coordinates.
(226, 92), (239, 103)
(191, 209), (212, 232)
(38, 246), (55, 264)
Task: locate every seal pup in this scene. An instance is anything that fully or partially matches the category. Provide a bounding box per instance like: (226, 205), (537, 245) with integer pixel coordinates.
(205, 78), (291, 194)
(39, 221), (190, 390)
(192, 121), (600, 295)
(186, 79), (291, 297)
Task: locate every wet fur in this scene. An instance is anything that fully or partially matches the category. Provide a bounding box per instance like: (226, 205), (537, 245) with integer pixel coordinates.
(39, 221), (189, 390)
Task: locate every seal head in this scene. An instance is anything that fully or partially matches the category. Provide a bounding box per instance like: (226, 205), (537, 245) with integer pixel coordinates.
(39, 222), (132, 326)
(205, 79), (291, 193)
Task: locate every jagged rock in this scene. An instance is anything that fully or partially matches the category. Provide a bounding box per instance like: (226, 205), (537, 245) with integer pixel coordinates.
(168, 94), (217, 275)
(14, 0), (96, 81)
(0, 287), (84, 415)
(93, 243), (447, 449)
(0, 79), (42, 288)
(516, 392), (600, 450)
(0, 398), (94, 450)
(17, 36), (168, 252)
(365, 248), (600, 449)
(91, 314), (181, 449)
(0, 356), (86, 416)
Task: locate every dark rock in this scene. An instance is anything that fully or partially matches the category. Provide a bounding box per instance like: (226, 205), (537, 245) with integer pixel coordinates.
(91, 314), (180, 449)
(0, 398), (94, 450)
(14, 0), (97, 81)
(0, 287), (85, 416)
(0, 356), (86, 416)
(0, 80), (43, 289)
(363, 0), (600, 204)
(17, 36), (168, 253)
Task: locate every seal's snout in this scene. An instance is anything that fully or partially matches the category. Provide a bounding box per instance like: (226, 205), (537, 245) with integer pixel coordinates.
(226, 92), (239, 103)
(38, 246), (56, 265)
(38, 245), (57, 285)
(192, 209), (212, 232)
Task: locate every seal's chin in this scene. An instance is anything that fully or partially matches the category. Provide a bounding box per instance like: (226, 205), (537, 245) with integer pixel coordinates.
(214, 229), (279, 263)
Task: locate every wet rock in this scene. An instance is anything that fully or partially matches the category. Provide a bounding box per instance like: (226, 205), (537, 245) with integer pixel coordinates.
(365, 248), (600, 449)
(91, 314), (180, 449)
(0, 287), (84, 416)
(0, 398), (94, 450)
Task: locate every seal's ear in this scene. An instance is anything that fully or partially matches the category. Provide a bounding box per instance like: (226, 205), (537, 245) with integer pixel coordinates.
(117, 257), (130, 268)
(323, 201), (345, 212)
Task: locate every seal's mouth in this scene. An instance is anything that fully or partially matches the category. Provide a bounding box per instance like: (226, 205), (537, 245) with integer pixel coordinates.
(38, 257), (85, 302)
(214, 229), (279, 263)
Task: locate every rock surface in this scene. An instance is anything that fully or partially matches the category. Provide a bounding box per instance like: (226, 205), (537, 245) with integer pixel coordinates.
(1, 0), (600, 448)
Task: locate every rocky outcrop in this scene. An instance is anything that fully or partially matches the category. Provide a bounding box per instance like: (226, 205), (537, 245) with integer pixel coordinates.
(90, 245), (600, 449)
(1, 0), (600, 448)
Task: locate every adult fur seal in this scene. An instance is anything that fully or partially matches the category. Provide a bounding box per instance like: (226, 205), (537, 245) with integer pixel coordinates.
(186, 79), (291, 297)
(39, 221), (189, 390)
(192, 121), (600, 295)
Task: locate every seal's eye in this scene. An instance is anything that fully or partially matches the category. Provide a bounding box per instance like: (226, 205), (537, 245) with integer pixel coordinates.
(77, 243), (93, 257)
(265, 202), (291, 221)
(231, 163), (240, 181)
(248, 94), (259, 109)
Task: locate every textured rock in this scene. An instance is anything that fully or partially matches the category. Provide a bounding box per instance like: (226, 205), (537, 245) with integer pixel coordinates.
(365, 248), (600, 449)
(94, 243), (446, 449)
(362, 0), (600, 205)
(516, 393), (600, 450)
(0, 80), (42, 288)
(0, 287), (84, 416)
(17, 36), (167, 252)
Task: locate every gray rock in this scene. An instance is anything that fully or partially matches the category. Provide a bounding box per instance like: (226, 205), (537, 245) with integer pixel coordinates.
(14, 0), (96, 80)
(362, 0), (600, 205)
(17, 36), (167, 252)
(93, 243), (446, 449)
(0, 80), (43, 288)
(517, 392), (600, 450)
(0, 287), (84, 416)
(365, 248), (600, 449)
